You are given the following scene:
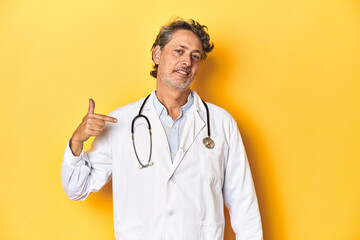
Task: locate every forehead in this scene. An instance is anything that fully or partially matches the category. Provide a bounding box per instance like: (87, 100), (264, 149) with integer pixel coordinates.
(166, 29), (203, 52)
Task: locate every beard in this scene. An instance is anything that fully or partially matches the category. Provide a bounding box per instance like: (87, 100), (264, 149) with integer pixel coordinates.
(159, 66), (195, 91)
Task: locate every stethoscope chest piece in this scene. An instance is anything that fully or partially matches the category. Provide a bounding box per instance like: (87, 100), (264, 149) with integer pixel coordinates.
(203, 137), (215, 149)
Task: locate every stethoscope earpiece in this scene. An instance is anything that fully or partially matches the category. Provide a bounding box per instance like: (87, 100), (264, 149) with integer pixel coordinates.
(138, 161), (154, 169)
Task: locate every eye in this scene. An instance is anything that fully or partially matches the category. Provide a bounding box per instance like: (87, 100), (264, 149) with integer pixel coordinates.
(192, 54), (201, 61)
(175, 49), (183, 54)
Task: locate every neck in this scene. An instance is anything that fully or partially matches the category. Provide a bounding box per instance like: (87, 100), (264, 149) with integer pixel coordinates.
(156, 79), (190, 121)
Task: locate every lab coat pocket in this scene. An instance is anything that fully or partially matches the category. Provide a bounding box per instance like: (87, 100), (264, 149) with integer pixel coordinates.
(200, 221), (225, 240)
(115, 220), (144, 240)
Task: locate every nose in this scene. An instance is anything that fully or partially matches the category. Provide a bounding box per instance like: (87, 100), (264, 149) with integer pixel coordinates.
(181, 54), (192, 67)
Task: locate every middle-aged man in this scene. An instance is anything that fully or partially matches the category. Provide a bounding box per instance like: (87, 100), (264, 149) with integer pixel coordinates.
(61, 18), (263, 240)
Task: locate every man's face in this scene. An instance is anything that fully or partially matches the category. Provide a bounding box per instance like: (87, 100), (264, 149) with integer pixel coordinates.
(154, 29), (203, 92)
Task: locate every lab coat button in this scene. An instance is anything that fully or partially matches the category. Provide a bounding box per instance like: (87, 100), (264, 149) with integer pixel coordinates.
(168, 210), (174, 216)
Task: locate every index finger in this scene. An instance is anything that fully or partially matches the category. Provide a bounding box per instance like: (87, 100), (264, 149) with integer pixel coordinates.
(91, 113), (118, 123)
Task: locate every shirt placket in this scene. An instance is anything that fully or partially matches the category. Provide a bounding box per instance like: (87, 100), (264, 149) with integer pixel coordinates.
(169, 120), (180, 162)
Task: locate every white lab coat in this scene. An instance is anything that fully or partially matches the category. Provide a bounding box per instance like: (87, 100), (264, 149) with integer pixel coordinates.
(61, 90), (263, 240)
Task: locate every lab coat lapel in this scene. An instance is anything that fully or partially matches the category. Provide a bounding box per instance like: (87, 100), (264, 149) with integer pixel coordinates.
(169, 92), (206, 177)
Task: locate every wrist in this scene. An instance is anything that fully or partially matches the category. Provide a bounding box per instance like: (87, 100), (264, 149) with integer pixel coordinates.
(70, 138), (83, 156)
(70, 137), (83, 145)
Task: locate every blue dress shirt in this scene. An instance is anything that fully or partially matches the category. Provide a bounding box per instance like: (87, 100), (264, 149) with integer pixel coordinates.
(153, 91), (194, 163)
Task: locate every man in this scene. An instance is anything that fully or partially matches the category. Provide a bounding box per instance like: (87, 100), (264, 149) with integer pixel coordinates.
(61, 18), (263, 240)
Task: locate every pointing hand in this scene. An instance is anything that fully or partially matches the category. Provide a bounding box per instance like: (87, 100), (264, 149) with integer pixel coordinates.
(70, 99), (117, 156)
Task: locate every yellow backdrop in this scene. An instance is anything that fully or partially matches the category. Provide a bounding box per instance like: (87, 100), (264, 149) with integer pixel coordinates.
(1, 0), (359, 239)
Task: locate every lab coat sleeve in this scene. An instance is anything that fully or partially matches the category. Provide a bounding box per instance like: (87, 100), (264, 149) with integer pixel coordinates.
(223, 117), (263, 240)
(61, 125), (112, 201)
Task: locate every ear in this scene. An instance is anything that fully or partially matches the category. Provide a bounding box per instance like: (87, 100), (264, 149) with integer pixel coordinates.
(152, 45), (161, 65)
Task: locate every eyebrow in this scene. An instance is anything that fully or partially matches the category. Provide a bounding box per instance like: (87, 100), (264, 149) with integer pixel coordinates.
(175, 45), (202, 54)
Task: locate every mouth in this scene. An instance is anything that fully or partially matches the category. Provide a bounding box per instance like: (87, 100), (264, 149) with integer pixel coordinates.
(174, 68), (191, 78)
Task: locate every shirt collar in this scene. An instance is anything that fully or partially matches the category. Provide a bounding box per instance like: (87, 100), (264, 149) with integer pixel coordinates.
(153, 91), (194, 117)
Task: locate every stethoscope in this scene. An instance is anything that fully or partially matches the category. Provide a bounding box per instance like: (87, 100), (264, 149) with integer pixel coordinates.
(131, 94), (215, 169)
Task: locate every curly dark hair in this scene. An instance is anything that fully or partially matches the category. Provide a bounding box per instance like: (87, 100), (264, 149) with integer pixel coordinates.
(150, 18), (214, 78)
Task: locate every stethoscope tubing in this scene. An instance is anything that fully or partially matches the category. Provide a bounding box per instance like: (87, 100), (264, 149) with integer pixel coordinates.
(131, 93), (214, 169)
